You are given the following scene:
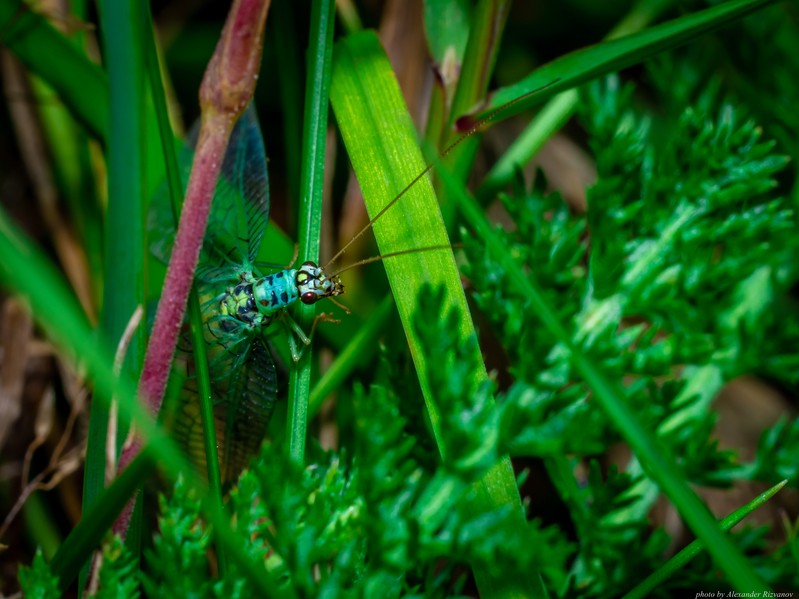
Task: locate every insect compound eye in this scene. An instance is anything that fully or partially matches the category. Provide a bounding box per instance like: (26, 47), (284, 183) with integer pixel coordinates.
(300, 291), (318, 305)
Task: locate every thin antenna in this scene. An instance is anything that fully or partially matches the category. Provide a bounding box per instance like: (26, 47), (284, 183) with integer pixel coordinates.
(329, 244), (463, 278)
(323, 77), (560, 272)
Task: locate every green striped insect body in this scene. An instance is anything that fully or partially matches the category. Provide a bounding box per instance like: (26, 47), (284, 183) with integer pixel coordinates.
(150, 106), (342, 485)
(212, 261), (343, 361)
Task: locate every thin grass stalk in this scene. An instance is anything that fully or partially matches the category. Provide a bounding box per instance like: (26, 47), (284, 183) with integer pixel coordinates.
(82, 1), (146, 582)
(288, 0), (337, 464)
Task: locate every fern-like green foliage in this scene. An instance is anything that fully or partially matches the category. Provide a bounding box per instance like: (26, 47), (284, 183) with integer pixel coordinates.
(17, 549), (60, 599)
(144, 478), (246, 599)
(92, 376), (574, 596)
(454, 72), (798, 594)
(94, 536), (140, 599)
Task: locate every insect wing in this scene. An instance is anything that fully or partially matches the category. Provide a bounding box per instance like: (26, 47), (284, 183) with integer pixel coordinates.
(147, 143), (192, 266)
(216, 335), (278, 484)
(147, 105), (270, 276)
(210, 105), (270, 268)
(173, 333), (278, 487)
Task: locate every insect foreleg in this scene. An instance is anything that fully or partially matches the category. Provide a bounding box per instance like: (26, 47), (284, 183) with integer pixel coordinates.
(276, 311), (310, 362)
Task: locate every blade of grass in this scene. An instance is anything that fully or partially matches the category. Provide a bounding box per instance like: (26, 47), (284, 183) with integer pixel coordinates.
(52, 449), (157, 584)
(459, 0), (778, 127)
(0, 0), (108, 139)
(28, 70), (104, 315)
(330, 31), (544, 598)
(287, 0), (336, 465)
(0, 207), (287, 594)
(0, 205), (188, 587)
(440, 158), (770, 593)
(82, 0), (146, 582)
(623, 481), (788, 599)
(476, 0), (676, 202)
(422, 0), (472, 150)
(438, 0), (510, 203)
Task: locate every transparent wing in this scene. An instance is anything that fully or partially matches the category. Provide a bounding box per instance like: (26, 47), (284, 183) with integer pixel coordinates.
(173, 333), (278, 487)
(217, 335), (278, 484)
(209, 105), (270, 267)
(148, 104), (270, 275)
(148, 144), (192, 265)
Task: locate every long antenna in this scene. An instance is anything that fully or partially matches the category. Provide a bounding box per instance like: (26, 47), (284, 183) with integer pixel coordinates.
(323, 77), (560, 272)
(329, 244), (462, 278)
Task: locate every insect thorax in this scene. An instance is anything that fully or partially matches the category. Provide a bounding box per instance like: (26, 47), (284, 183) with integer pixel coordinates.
(218, 263), (344, 328)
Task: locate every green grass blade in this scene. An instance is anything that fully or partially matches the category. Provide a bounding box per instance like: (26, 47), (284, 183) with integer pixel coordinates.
(330, 30), (461, 449)
(441, 159), (770, 594)
(287, 0), (336, 465)
(0, 205), (185, 588)
(82, 0), (146, 581)
(476, 0), (676, 203)
(30, 73), (104, 313)
(623, 481), (788, 599)
(462, 0), (778, 125)
(330, 31), (543, 598)
(0, 1), (108, 140)
(438, 0), (511, 197)
(51, 450), (157, 587)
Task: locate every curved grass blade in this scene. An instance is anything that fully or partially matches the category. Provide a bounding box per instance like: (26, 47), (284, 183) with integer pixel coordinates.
(330, 30), (544, 598)
(623, 481), (788, 599)
(460, 0), (778, 127)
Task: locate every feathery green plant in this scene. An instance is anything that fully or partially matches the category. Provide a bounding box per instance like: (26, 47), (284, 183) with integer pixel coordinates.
(4, 0), (799, 597)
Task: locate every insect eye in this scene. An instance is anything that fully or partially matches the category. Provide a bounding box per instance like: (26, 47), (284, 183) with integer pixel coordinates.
(301, 292), (318, 305)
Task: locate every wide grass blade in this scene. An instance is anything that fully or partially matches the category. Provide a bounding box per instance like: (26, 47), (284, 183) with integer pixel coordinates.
(0, 207), (285, 593)
(330, 31), (544, 598)
(82, 1), (147, 583)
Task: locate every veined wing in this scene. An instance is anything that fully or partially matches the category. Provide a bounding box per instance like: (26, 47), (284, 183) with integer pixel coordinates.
(148, 104), (270, 278)
(173, 332), (278, 487)
(206, 105), (270, 270)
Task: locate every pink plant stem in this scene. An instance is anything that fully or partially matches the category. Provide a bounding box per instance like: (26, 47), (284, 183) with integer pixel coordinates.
(112, 0), (271, 537)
